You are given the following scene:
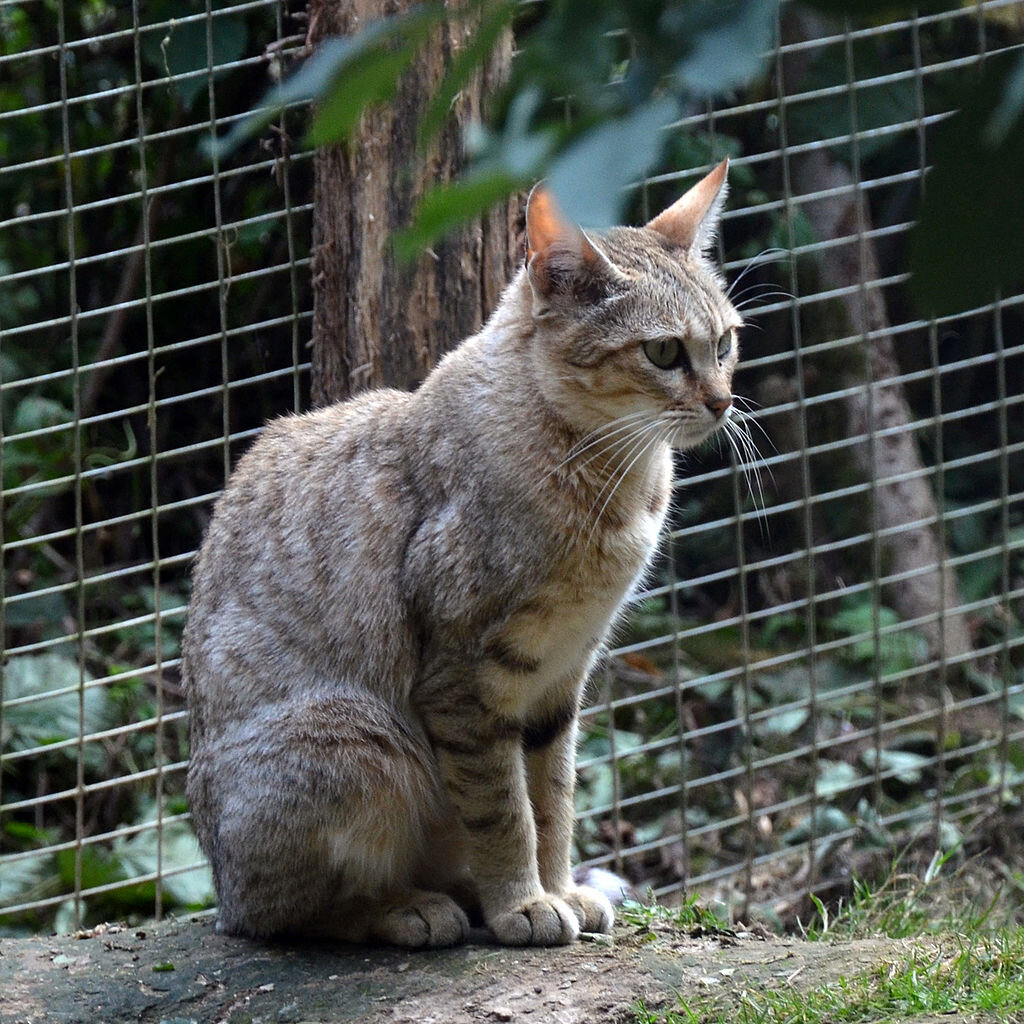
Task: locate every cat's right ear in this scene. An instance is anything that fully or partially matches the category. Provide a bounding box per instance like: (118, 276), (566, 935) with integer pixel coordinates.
(646, 158), (729, 259)
(525, 184), (614, 317)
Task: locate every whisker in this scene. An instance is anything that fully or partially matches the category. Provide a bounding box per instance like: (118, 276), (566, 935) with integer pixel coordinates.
(530, 411), (653, 496)
(729, 283), (793, 307)
(580, 420), (661, 523)
(571, 419), (657, 507)
(734, 296), (796, 323)
(726, 247), (791, 302)
(733, 289), (796, 310)
(729, 410), (771, 482)
(579, 420), (666, 550)
(731, 402), (776, 453)
(727, 436), (765, 531)
(709, 423), (726, 459)
(724, 410), (772, 541)
(731, 394), (763, 411)
(556, 419), (663, 493)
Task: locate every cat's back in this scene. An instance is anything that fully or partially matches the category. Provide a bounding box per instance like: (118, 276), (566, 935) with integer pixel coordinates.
(197, 388), (414, 575)
(183, 388), (420, 724)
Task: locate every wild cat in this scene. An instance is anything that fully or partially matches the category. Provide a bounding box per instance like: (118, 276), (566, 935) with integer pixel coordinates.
(182, 159), (743, 948)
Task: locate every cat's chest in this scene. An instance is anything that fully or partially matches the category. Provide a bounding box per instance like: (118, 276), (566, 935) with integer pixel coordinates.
(481, 498), (668, 718)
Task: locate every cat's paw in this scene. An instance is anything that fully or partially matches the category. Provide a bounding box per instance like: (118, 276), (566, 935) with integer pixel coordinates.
(561, 884), (614, 934)
(375, 892), (470, 949)
(488, 894), (580, 946)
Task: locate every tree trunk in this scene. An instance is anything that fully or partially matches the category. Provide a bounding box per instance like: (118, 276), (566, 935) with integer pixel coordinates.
(775, 10), (973, 669)
(790, 150), (973, 668)
(307, 0), (518, 405)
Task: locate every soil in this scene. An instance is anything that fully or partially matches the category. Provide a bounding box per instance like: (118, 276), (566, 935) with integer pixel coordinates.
(0, 915), (982, 1024)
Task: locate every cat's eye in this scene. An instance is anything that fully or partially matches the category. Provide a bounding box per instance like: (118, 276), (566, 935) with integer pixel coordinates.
(717, 330), (733, 362)
(643, 337), (690, 371)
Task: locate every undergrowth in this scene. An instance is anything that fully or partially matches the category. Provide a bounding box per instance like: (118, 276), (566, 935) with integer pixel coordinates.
(636, 930), (1024, 1024)
(632, 861), (1024, 1024)
(619, 893), (731, 938)
(802, 843), (1014, 941)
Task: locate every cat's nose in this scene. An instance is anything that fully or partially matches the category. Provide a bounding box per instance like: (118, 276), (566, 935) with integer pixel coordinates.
(705, 393), (732, 419)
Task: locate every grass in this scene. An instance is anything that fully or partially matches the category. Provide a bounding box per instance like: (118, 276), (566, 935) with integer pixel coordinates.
(618, 892), (731, 938)
(635, 930), (1024, 1023)
(801, 844), (1006, 942)
(629, 855), (1024, 1024)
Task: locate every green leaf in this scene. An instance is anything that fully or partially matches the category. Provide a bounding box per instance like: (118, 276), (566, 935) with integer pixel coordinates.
(816, 759), (862, 800)
(2, 654), (109, 763)
(211, 5), (447, 159)
(308, 38), (421, 146)
(935, 820), (963, 853)
(783, 806), (852, 845)
(0, 849), (54, 909)
(3, 589), (69, 630)
(670, 0), (778, 97)
(11, 396), (71, 434)
(56, 844), (121, 893)
(861, 748), (930, 785)
(394, 169), (523, 261)
(52, 899), (79, 937)
(828, 601), (926, 675)
(398, 85), (557, 257)
(985, 51), (1024, 146)
(48, 802), (215, 915)
(576, 762), (615, 813)
(959, 554), (1002, 606)
(755, 706), (810, 737)
(547, 95), (678, 228)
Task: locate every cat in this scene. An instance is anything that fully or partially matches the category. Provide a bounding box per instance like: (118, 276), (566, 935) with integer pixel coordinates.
(182, 158), (742, 949)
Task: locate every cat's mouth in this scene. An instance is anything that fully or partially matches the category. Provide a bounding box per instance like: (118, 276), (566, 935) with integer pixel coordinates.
(662, 406), (732, 450)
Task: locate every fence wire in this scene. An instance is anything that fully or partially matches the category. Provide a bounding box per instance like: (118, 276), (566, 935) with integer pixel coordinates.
(2, 0), (1023, 933)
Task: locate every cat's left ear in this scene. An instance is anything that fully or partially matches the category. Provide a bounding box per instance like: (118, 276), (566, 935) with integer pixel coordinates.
(525, 184), (617, 316)
(646, 157), (729, 259)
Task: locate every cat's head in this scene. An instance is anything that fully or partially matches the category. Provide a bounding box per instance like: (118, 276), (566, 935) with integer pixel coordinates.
(524, 159), (741, 453)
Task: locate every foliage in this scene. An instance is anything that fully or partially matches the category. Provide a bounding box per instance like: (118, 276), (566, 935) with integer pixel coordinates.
(222, 0), (779, 248)
(0, 604), (210, 933)
(2, 654), (109, 763)
(573, 574), (1024, 922)
(740, 935), (1024, 1022)
(220, 0), (1024, 311)
(910, 48), (1024, 314)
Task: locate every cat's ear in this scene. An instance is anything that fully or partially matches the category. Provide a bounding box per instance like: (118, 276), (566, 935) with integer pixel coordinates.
(525, 184), (616, 316)
(646, 157), (729, 259)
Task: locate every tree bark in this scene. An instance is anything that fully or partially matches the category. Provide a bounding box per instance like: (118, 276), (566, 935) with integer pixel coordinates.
(307, 0), (518, 404)
(774, 10), (972, 668)
(790, 150), (973, 668)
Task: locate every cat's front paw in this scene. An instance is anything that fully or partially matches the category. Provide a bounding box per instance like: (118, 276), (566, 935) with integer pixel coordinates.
(375, 892), (470, 949)
(562, 884), (614, 934)
(488, 894), (580, 946)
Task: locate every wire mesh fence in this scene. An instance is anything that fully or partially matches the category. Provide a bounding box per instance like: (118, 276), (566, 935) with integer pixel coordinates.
(2, 0), (1023, 934)
(1, 0), (312, 930)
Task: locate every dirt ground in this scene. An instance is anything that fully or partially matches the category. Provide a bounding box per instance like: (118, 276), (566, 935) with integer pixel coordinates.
(0, 914), (992, 1024)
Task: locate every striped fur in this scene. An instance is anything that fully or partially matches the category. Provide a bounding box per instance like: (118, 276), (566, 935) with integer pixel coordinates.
(183, 162), (740, 948)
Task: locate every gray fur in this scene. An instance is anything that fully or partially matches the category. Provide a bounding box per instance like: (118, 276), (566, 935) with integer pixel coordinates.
(183, 164), (741, 948)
